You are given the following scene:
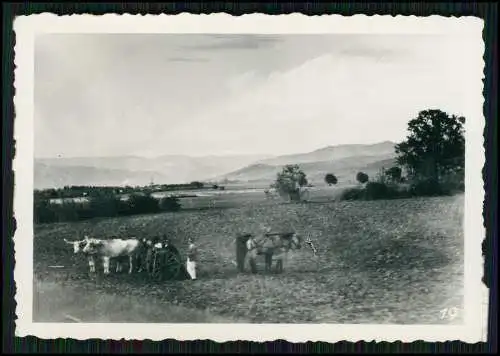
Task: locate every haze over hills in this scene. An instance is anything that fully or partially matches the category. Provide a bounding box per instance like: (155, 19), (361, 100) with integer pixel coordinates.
(213, 141), (397, 185)
(255, 141), (397, 166)
(34, 141), (398, 189)
(216, 156), (397, 186)
(34, 154), (273, 189)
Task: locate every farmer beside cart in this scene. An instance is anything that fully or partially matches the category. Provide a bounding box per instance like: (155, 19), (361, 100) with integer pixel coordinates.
(186, 237), (198, 280)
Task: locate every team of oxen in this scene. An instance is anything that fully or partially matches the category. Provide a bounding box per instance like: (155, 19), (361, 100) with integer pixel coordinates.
(63, 228), (316, 280)
(63, 235), (196, 280)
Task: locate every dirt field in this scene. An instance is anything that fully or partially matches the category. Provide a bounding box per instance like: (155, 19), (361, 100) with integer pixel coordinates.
(33, 194), (464, 324)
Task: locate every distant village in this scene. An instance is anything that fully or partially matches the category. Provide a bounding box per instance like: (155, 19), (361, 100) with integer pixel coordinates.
(34, 179), (234, 202)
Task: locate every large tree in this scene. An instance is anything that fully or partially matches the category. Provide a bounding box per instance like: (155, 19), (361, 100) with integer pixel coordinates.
(272, 164), (308, 201)
(395, 109), (465, 181)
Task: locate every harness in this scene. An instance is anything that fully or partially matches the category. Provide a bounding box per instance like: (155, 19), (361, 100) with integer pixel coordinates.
(246, 233), (316, 257)
(246, 233), (300, 254)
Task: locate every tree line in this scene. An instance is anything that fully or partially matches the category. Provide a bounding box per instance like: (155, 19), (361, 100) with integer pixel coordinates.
(272, 109), (465, 202)
(34, 191), (181, 224)
(34, 181), (214, 201)
(34, 179), (231, 224)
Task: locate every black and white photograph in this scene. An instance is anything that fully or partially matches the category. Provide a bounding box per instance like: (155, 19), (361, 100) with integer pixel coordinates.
(13, 14), (487, 342)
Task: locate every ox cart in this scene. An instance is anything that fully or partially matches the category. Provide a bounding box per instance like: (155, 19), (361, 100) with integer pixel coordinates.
(148, 244), (191, 281)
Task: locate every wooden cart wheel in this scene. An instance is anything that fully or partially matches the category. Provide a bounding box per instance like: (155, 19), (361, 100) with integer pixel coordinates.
(163, 252), (182, 280)
(150, 250), (163, 281)
(150, 249), (183, 281)
(152, 250), (166, 281)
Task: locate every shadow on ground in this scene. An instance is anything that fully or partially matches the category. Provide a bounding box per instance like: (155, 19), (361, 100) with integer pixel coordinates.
(33, 278), (246, 323)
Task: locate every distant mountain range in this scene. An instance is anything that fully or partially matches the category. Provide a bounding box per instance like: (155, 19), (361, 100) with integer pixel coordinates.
(34, 141), (398, 189)
(212, 141), (398, 185)
(34, 154), (272, 189)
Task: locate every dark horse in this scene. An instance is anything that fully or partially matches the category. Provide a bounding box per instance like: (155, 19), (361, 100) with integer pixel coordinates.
(243, 232), (303, 274)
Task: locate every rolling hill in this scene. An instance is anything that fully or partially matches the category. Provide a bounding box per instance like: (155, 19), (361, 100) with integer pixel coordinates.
(256, 141), (396, 166)
(34, 154), (273, 189)
(213, 141), (398, 186)
(34, 141), (399, 189)
(215, 156), (398, 186)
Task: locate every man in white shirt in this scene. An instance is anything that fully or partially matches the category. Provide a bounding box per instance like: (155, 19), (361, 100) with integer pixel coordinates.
(186, 237), (198, 280)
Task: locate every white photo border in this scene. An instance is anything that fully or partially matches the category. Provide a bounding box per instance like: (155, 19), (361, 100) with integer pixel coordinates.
(13, 13), (487, 342)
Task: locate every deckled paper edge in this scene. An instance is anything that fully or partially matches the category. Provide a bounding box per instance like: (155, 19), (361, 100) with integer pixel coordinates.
(12, 13), (487, 343)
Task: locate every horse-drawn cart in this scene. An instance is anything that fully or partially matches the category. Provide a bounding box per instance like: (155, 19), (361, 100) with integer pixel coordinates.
(235, 231), (305, 274)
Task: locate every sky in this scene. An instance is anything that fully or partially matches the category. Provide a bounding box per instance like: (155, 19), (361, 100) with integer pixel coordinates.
(34, 33), (481, 158)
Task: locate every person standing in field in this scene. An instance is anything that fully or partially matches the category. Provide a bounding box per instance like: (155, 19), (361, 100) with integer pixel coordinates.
(245, 234), (257, 251)
(186, 237), (198, 280)
(245, 224), (272, 273)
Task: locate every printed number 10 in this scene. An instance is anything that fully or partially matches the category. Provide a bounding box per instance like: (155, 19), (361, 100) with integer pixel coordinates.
(440, 307), (459, 320)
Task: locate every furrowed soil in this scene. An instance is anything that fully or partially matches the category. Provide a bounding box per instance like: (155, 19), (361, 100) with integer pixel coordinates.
(34, 194), (464, 324)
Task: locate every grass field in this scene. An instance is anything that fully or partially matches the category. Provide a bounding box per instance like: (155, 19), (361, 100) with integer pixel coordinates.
(176, 185), (351, 211)
(33, 193), (464, 324)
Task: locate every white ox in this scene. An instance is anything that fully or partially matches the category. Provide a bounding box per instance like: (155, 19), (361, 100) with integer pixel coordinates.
(82, 237), (142, 275)
(64, 238), (88, 254)
(64, 236), (141, 274)
(64, 237), (97, 272)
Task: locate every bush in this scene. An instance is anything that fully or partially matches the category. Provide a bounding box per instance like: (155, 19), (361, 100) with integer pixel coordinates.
(365, 182), (393, 199)
(34, 191), (183, 224)
(340, 181), (410, 201)
(34, 199), (57, 224)
(409, 178), (452, 197)
(356, 172), (369, 184)
(440, 169), (465, 193)
(75, 203), (95, 221)
(54, 201), (84, 222)
(340, 173), (462, 202)
(34, 199), (93, 223)
(159, 196), (181, 212)
(190, 181), (204, 189)
(124, 193), (160, 215)
(340, 187), (365, 201)
(341, 182), (400, 201)
(325, 173), (338, 186)
(88, 195), (121, 218)
(385, 166), (402, 182)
